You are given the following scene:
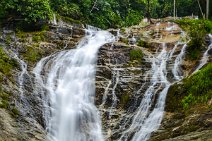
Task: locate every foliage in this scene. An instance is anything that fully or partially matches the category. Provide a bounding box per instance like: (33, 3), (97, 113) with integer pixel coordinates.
(120, 93), (130, 108)
(0, 85), (19, 117)
(0, 47), (18, 77)
(166, 63), (212, 112)
(176, 19), (212, 60)
(137, 39), (150, 48)
(0, 0), (52, 24)
(130, 49), (143, 62)
(0, 0), (211, 29)
(175, 19), (212, 35)
(21, 45), (42, 63)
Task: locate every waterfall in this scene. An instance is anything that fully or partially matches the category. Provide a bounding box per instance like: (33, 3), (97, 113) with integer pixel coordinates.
(31, 24), (189, 141)
(109, 61), (120, 119)
(1, 30), (31, 115)
(193, 34), (212, 73)
(33, 29), (115, 141)
(118, 43), (169, 141)
(116, 38), (188, 141)
(52, 14), (57, 25)
(172, 43), (187, 80)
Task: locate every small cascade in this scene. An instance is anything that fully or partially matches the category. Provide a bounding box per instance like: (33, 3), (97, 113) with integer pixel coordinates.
(115, 35), (188, 141)
(169, 42), (179, 59)
(115, 29), (121, 42)
(52, 13), (57, 25)
(33, 28), (115, 141)
(101, 80), (112, 106)
(155, 22), (160, 39)
(109, 67), (120, 119)
(172, 43), (187, 80)
(193, 34), (212, 73)
(118, 43), (170, 141)
(1, 31), (31, 115)
(5, 49), (33, 115)
(33, 55), (54, 127)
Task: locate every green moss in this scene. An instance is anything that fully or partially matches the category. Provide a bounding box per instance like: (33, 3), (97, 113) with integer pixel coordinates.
(61, 16), (81, 24)
(5, 34), (12, 45)
(0, 86), (10, 109)
(181, 93), (195, 109)
(166, 63), (212, 112)
(120, 38), (129, 44)
(137, 39), (150, 48)
(11, 108), (19, 118)
(22, 45), (42, 63)
(130, 49), (143, 62)
(0, 92), (10, 101)
(0, 47), (18, 78)
(41, 24), (50, 31)
(0, 100), (9, 109)
(175, 19), (212, 33)
(120, 94), (130, 108)
(32, 35), (42, 42)
(0, 85), (19, 117)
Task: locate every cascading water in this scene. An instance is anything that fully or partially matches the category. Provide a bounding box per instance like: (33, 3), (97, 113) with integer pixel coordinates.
(172, 43), (187, 80)
(33, 23), (189, 141)
(1, 31), (31, 115)
(117, 43), (170, 141)
(193, 34), (212, 73)
(116, 37), (187, 141)
(33, 29), (115, 141)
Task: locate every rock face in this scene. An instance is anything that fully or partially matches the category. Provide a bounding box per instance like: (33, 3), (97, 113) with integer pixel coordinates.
(0, 21), (211, 141)
(0, 23), (85, 141)
(149, 111), (212, 141)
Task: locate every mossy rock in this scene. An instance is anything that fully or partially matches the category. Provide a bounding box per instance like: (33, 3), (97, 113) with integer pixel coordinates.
(11, 107), (19, 118)
(61, 16), (81, 24)
(120, 38), (129, 44)
(129, 49), (143, 63)
(21, 44), (42, 64)
(137, 39), (150, 48)
(166, 63), (212, 112)
(0, 47), (19, 77)
(120, 93), (130, 108)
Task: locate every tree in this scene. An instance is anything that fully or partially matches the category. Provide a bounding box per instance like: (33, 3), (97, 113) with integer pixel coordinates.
(0, 0), (52, 23)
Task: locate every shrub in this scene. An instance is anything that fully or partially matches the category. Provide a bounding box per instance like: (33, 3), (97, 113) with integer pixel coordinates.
(130, 49), (143, 62)
(166, 63), (212, 112)
(175, 19), (212, 61)
(137, 39), (150, 48)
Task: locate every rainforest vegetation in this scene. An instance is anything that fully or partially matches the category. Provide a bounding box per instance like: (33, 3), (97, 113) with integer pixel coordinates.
(0, 0), (211, 29)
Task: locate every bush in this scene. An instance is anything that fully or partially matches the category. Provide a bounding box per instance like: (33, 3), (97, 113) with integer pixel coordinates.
(130, 49), (143, 62)
(0, 0), (52, 24)
(137, 39), (150, 48)
(175, 19), (212, 60)
(166, 63), (212, 112)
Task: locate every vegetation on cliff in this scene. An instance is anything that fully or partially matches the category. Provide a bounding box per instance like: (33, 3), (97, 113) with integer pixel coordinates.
(0, 47), (18, 79)
(1, 0), (211, 29)
(176, 19), (212, 61)
(166, 63), (212, 113)
(0, 47), (19, 117)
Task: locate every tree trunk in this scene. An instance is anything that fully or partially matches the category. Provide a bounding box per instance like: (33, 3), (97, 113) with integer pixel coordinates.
(146, 0), (153, 24)
(206, 0), (209, 19)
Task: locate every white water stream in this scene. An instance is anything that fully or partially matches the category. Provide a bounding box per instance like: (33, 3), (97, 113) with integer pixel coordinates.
(32, 25), (190, 141)
(117, 38), (187, 141)
(193, 34), (212, 73)
(33, 29), (115, 141)
(172, 43), (187, 80)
